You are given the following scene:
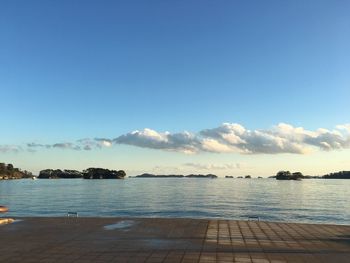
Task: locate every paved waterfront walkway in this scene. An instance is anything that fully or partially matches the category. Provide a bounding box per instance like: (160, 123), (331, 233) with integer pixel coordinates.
(0, 217), (349, 262)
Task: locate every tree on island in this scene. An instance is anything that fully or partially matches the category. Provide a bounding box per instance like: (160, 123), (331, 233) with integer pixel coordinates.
(276, 171), (303, 180)
(38, 168), (126, 179)
(0, 163), (33, 179)
(323, 171), (350, 179)
(83, 168), (126, 179)
(38, 169), (83, 179)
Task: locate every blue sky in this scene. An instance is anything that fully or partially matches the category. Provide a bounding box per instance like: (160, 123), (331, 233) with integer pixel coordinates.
(1, 1), (350, 176)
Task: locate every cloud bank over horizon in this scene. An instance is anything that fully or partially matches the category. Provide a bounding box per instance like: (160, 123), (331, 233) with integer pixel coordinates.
(113, 123), (350, 154)
(1, 123), (350, 155)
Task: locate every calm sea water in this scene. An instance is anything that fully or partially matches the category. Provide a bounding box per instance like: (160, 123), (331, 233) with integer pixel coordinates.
(0, 178), (349, 224)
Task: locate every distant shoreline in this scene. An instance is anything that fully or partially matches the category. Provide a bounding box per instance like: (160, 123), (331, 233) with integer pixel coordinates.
(1, 163), (350, 180)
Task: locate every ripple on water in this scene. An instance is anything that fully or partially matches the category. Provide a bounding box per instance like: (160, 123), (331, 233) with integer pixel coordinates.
(1, 179), (349, 224)
(103, 220), (136, 230)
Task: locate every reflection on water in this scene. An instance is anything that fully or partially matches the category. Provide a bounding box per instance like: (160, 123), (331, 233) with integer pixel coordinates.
(0, 178), (349, 224)
(104, 220), (136, 230)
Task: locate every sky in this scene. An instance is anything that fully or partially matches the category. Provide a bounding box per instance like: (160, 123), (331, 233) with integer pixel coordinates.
(0, 0), (350, 176)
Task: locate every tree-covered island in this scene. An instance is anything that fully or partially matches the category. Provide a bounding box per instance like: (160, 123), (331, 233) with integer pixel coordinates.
(0, 163), (33, 180)
(38, 168), (126, 179)
(274, 170), (350, 180)
(323, 171), (350, 179)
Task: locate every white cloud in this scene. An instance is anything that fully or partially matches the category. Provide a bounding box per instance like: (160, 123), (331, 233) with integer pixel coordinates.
(114, 123), (350, 154)
(114, 128), (200, 154)
(2, 122), (350, 155)
(336, 124), (350, 133)
(100, 140), (112, 147)
(201, 138), (235, 153)
(200, 123), (309, 154)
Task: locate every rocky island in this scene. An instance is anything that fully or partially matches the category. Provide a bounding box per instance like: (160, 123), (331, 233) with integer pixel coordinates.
(0, 163), (33, 180)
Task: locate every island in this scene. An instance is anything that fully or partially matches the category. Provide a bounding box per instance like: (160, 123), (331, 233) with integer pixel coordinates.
(38, 169), (83, 179)
(135, 173), (217, 179)
(273, 170), (350, 180)
(0, 163), (33, 180)
(2, 162), (350, 181)
(275, 171), (303, 180)
(38, 168), (126, 179)
(323, 171), (350, 179)
(83, 168), (126, 179)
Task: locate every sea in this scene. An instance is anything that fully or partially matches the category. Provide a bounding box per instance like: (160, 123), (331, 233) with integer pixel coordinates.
(0, 178), (349, 225)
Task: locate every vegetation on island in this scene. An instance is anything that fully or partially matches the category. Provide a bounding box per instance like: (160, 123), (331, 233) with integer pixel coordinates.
(274, 171), (350, 180)
(83, 168), (126, 179)
(38, 169), (83, 179)
(0, 163), (33, 180)
(186, 174), (217, 178)
(323, 171), (350, 179)
(275, 171), (304, 180)
(226, 175), (252, 178)
(135, 173), (217, 179)
(2, 162), (350, 180)
(38, 168), (126, 179)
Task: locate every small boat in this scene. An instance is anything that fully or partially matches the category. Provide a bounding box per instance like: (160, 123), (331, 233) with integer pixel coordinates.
(32, 177), (37, 180)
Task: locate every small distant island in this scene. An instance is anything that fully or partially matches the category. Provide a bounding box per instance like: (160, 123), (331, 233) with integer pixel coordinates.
(274, 171), (304, 180)
(271, 171), (319, 180)
(135, 173), (217, 179)
(0, 163), (33, 180)
(229, 176), (252, 179)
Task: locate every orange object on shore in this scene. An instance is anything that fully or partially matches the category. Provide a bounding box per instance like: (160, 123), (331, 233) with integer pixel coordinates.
(0, 206), (8, 213)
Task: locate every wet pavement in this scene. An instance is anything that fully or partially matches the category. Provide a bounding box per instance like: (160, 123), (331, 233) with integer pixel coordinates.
(0, 217), (349, 262)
